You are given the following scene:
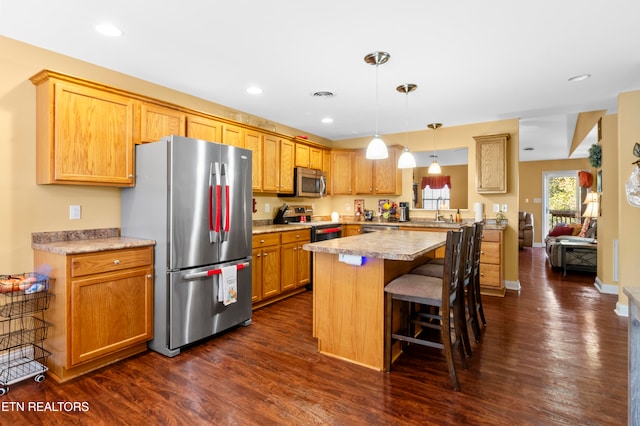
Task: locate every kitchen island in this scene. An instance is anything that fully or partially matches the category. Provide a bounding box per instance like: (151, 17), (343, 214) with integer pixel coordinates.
(303, 229), (447, 371)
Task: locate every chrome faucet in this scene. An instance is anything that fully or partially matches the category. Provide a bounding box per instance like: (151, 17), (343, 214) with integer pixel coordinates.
(435, 196), (443, 221)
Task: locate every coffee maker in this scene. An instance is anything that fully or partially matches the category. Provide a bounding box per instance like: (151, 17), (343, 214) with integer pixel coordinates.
(399, 202), (410, 222)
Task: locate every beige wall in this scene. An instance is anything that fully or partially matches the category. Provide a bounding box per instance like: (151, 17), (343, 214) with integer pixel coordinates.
(598, 114), (618, 289)
(617, 90), (640, 305)
(0, 36), (330, 272)
(333, 119), (521, 285)
(518, 158), (593, 244)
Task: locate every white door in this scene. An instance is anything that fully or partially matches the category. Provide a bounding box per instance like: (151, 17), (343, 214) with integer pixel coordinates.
(542, 170), (580, 238)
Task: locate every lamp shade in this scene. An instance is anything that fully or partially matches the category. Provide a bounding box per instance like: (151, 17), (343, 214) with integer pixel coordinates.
(583, 192), (600, 218)
(428, 160), (442, 174)
(397, 147), (416, 168)
(366, 135), (388, 160)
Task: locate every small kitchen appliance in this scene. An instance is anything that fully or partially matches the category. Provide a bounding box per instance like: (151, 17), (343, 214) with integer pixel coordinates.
(399, 202), (410, 222)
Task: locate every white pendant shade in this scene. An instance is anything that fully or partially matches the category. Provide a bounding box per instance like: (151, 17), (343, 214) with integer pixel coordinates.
(366, 135), (388, 159)
(397, 147), (416, 168)
(428, 160), (442, 174)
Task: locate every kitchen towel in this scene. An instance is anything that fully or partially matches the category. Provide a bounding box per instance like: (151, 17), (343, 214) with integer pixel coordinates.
(219, 265), (237, 306)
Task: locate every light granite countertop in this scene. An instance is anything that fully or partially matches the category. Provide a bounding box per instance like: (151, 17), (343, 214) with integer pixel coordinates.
(302, 229), (447, 261)
(252, 220), (506, 235)
(624, 287), (640, 306)
(32, 228), (155, 255)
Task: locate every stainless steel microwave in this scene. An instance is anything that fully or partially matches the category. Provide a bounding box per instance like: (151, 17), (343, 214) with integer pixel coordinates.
(287, 167), (327, 198)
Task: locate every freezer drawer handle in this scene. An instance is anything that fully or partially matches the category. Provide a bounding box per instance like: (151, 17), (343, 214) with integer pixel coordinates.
(183, 262), (250, 280)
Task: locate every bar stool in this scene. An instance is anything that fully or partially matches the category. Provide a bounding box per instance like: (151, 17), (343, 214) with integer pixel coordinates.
(410, 225), (478, 352)
(384, 229), (469, 391)
(471, 223), (487, 330)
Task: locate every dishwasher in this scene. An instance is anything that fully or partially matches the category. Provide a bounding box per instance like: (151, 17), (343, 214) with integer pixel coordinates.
(362, 224), (400, 233)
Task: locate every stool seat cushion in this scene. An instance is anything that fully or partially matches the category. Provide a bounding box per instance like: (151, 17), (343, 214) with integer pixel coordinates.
(384, 274), (442, 306)
(411, 263), (444, 278)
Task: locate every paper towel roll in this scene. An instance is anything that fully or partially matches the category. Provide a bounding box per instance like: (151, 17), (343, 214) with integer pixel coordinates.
(339, 254), (363, 266)
(474, 202), (484, 222)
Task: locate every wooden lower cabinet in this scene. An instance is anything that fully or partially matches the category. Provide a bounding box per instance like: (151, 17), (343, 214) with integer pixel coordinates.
(479, 229), (505, 296)
(33, 246), (154, 383)
(343, 224), (362, 237)
(252, 230), (309, 309)
(280, 229), (311, 291)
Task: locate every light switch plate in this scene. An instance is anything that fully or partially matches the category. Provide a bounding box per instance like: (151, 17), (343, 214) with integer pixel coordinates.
(265, 203), (270, 213)
(493, 204), (500, 213)
(501, 204), (508, 212)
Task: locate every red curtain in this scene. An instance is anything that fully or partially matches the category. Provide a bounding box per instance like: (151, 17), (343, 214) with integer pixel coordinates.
(579, 171), (593, 188)
(421, 176), (451, 190)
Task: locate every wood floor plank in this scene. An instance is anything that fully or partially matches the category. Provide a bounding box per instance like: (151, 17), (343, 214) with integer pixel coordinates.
(1, 247), (627, 425)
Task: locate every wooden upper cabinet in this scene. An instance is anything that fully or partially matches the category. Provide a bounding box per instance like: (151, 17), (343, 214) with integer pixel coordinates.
(245, 129), (263, 191)
(474, 133), (509, 194)
(140, 102), (186, 143)
(331, 150), (354, 195)
(262, 135), (281, 192)
(353, 147), (401, 195)
(30, 71), (136, 186)
(295, 143), (323, 169)
(323, 150), (332, 195)
(222, 123), (245, 148)
(279, 139), (295, 193)
(186, 114), (222, 142)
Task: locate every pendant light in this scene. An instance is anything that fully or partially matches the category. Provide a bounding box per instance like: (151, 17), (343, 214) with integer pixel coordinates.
(364, 51), (390, 160)
(396, 83), (417, 169)
(427, 122), (442, 174)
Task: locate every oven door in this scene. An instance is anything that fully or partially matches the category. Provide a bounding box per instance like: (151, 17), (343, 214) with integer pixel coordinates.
(313, 226), (342, 241)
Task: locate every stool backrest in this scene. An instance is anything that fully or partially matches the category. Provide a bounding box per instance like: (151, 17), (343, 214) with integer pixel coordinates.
(442, 228), (470, 309)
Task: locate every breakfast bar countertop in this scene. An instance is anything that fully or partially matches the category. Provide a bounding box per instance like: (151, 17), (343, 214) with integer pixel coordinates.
(303, 229), (446, 261)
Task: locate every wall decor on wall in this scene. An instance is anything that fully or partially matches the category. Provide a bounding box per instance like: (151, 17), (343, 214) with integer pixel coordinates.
(626, 143), (640, 207)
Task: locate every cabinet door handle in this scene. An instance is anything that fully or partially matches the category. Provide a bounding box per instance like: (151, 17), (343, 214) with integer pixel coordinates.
(263, 253), (268, 257)
(114, 259), (120, 265)
(147, 274), (153, 279)
(256, 253), (261, 258)
(293, 247), (297, 251)
(260, 239), (265, 243)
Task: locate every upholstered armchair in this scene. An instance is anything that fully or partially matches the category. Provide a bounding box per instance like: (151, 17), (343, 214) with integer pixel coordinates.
(519, 211), (534, 248)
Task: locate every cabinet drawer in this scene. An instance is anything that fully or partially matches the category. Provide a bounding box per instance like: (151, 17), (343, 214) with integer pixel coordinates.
(252, 233), (280, 248)
(71, 247), (153, 277)
(482, 229), (502, 242)
(479, 263), (501, 287)
(281, 229), (311, 244)
(479, 242), (501, 264)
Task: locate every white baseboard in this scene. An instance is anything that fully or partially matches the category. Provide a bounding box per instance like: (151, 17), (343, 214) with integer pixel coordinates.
(594, 276), (618, 295)
(505, 279), (521, 291)
(533, 242), (545, 248)
(615, 301), (629, 317)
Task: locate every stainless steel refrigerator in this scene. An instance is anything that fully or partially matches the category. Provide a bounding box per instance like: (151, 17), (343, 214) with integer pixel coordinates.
(121, 135), (252, 357)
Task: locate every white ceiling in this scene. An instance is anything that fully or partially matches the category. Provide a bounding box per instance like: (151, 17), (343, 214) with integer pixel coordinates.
(2, 0), (639, 161)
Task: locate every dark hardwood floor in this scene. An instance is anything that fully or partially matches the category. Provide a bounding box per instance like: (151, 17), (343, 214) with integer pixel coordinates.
(3, 247), (628, 425)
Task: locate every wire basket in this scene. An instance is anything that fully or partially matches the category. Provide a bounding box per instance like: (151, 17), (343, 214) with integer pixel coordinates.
(0, 273), (50, 318)
(0, 317), (51, 351)
(0, 272), (49, 294)
(0, 344), (50, 386)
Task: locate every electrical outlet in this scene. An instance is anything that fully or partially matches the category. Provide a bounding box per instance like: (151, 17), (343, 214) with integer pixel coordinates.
(493, 204), (500, 213)
(501, 204), (508, 212)
(69, 205), (81, 220)
(346, 203), (351, 211)
(265, 203), (270, 213)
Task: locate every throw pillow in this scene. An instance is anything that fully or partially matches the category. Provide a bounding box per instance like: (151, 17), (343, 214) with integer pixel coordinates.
(569, 223), (582, 236)
(549, 225), (574, 237)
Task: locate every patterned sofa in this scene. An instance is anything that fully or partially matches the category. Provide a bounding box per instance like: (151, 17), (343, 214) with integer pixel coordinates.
(544, 221), (597, 268)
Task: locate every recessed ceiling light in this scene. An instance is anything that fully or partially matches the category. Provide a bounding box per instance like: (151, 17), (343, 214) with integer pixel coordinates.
(321, 117), (334, 124)
(95, 23), (123, 37)
(246, 86), (263, 95)
(313, 91), (334, 97)
(568, 73), (591, 82)
(523, 147), (535, 151)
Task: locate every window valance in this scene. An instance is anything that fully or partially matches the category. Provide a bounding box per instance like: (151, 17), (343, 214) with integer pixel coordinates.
(421, 176), (451, 190)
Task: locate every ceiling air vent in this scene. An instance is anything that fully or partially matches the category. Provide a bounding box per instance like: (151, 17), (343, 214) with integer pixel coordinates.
(313, 91), (334, 97)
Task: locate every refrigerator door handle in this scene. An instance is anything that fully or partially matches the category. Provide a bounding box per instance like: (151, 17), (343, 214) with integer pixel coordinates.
(208, 162), (216, 243)
(183, 262), (249, 280)
(221, 162), (230, 241)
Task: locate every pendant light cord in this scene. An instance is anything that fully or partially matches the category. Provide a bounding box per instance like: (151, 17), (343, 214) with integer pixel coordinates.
(375, 63), (380, 135)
